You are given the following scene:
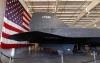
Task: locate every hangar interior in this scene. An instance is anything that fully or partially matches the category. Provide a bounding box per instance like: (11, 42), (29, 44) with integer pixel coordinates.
(0, 0), (100, 63)
(24, 0), (100, 28)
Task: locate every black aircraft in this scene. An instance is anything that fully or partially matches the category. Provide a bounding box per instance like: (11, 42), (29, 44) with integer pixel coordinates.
(8, 12), (100, 52)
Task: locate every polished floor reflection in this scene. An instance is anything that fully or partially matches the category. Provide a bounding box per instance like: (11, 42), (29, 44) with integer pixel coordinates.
(1, 50), (100, 63)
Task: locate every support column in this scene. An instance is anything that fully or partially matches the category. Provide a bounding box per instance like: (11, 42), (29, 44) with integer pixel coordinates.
(11, 48), (15, 57)
(9, 48), (15, 63)
(9, 57), (12, 63)
(29, 46), (31, 55)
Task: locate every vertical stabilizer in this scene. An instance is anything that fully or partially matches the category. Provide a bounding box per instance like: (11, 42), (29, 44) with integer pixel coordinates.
(29, 12), (68, 31)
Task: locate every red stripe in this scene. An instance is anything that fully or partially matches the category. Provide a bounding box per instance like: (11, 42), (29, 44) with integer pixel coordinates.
(1, 42), (34, 49)
(4, 22), (23, 33)
(23, 14), (30, 22)
(0, 44), (1, 48)
(24, 9), (31, 19)
(2, 32), (10, 38)
(23, 19), (28, 25)
(22, 25), (29, 31)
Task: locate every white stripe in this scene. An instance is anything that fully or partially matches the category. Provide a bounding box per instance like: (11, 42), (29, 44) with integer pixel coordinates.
(23, 22), (30, 30)
(1, 37), (20, 44)
(24, 11), (31, 21)
(2, 27), (18, 35)
(1, 37), (28, 44)
(23, 17), (29, 24)
(4, 17), (28, 32)
(1, 17), (29, 44)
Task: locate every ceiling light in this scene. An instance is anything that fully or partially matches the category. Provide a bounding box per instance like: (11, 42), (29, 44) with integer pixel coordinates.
(94, 24), (97, 27)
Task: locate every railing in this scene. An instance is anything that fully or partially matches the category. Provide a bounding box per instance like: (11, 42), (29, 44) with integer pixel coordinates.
(0, 51), (100, 63)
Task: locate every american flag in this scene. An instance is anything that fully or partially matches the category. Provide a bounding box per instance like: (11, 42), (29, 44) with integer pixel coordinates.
(0, 0), (33, 48)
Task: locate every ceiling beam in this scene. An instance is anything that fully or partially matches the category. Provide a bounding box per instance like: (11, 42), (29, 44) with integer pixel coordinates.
(25, 0), (92, 2)
(28, 5), (88, 8)
(54, 0), (59, 13)
(70, 0), (100, 27)
(31, 11), (80, 13)
(83, 17), (100, 28)
(28, 7), (81, 10)
(56, 14), (78, 16)
(60, 18), (75, 19)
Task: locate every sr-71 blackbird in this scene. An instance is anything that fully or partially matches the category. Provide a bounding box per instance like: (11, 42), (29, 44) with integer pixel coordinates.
(8, 12), (100, 52)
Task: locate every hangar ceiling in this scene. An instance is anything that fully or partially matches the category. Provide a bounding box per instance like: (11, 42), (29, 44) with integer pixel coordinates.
(23, 0), (100, 28)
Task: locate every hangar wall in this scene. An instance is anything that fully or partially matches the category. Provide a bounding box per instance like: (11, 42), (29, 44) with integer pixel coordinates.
(0, 0), (6, 38)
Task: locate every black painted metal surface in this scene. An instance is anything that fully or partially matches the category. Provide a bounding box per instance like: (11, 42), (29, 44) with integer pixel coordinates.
(29, 12), (68, 31)
(8, 12), (100, 45)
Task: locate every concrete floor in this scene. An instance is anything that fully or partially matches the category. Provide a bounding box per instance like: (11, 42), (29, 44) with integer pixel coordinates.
(1, 50), (100, 63)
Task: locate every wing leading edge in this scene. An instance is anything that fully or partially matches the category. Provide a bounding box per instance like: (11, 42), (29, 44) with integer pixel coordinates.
(8, 31), (100, 45)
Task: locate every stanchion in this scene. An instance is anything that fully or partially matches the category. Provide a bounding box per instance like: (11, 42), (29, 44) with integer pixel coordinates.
(1, 52), (14, 63)
(93, 51), (96, 63)
(57, 50), (64, 63)
(61, 54), (64, 63)
(0, 52), (2, 63)
(9, 57), (12, 63)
